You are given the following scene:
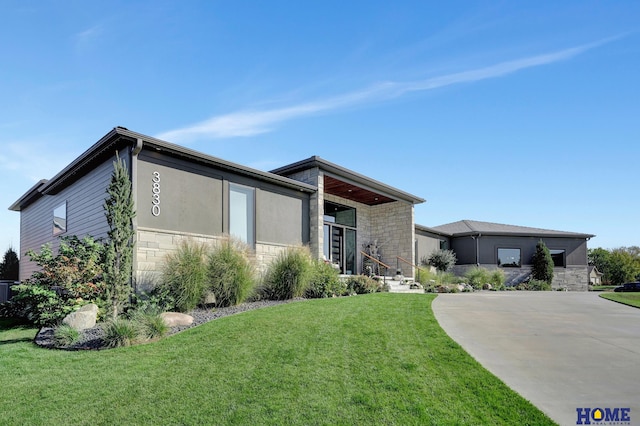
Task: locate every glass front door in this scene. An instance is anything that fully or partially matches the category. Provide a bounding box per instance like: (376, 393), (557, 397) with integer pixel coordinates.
(323, 201), (357, 275)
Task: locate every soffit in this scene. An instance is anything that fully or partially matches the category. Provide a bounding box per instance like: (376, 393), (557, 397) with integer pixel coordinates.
(323, 175), (395, 205)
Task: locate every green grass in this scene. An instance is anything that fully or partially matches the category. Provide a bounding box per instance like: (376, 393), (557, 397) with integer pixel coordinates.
(599, 292), (640, 308)
(0, 294), (555, 425)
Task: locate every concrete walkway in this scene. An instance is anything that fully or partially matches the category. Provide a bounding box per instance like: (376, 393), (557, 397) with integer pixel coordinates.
(432, 292), (640, 426)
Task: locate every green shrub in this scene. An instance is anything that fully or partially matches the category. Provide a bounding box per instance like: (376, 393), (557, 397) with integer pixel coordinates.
(515, 279), (551, 291)
(306, 261), (346, 298)
(345, 275), (379, 294)
(159, 241), (208, 312)
(465, 267), (491, 290)
(129, 310), (169, 340)
(261, 247), (313, 300)
(489, 269), (506, 290)
(130, 289), (175, 315)
(5, 236), (107, 325)
(102, 318), (141, 348)
(531, 240), (554, 284)
(208, 238), (256, 307)
(53, 324), (81, 346)
(421, 249), (457, 272)
(0, 284), (79, 326)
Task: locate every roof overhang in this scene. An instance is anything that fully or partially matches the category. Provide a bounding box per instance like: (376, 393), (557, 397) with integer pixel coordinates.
(271, 156), (425, 206)
(9, 127), (316, 211)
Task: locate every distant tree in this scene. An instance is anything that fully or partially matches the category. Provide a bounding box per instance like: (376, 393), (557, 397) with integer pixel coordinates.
(422, 249), (457, 272)
(531, 240), (554, 284)
(103, 152), (136, 319)
(0, 247), (19, 281)
(588, 247), (612, 283)
(608, 249), (640, 285)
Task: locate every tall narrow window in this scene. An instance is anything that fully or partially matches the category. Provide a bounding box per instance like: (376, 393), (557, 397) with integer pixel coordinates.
(229, 184), (255, 245)
(53, 202), (67, 235)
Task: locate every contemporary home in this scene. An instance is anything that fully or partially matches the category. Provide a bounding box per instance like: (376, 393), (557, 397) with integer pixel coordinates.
(416, 220), (594, 291)
(9, 127), (594, 291)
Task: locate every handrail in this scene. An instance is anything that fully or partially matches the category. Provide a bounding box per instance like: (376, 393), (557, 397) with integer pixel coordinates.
(396, 256), (427, 281)
(360, 251), (390, 285)
(360, 251), (390, 269)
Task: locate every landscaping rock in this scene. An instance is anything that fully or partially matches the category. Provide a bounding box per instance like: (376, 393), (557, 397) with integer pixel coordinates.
(161, 312), (194, 327)
(62, 303), (98, 330)
(203, 291), (217, 306)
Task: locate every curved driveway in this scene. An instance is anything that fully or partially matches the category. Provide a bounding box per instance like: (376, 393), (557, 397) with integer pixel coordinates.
(432, 292), (640, 426)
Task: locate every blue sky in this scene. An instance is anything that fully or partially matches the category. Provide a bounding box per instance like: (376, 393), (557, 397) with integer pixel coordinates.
(1, 0), (639, 256)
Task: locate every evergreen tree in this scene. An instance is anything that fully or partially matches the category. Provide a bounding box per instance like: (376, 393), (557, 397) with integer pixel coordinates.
(103, 152), (136, 319)
(0, 247), (19, 281)
(531, 240), (554, 284)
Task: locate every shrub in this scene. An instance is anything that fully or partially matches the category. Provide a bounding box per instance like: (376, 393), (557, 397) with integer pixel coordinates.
(208, 238), (256, 307)
(422, 249), (457, 272)
(489, 269), (506, 290)
(515, 279), (551, 291)
(25, 236), (106, 300)
(102, 318), (141, 348)
(306, 260), (346, 298)
(465, 267), (491, 290)
(129, 310), (169, 340)
(130, 289), (176, 314)
(0, 284), (79, 326)
(53, 324), (81, 346)
(345, 275), (379, 294)
(159, 241), (208, 312)
(261, 247), (313, 300)
(531, 240), (554, 284)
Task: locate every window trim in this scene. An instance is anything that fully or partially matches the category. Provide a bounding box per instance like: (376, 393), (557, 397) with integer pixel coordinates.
(229, 183), (255, 246)
(497, 247), (521, 268)
(53, 202), (67, 236)
(549, 249), (566, 268)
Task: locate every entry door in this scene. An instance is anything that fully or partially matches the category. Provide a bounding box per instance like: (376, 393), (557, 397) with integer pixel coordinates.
(324, 224), (356, 274)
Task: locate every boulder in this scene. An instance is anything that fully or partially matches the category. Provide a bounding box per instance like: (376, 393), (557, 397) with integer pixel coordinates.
(62, 303), (98, 330)
(160, 312), (194, 327)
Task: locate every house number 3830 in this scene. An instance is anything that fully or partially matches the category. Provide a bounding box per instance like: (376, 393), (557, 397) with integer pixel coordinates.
(151, 171), (161, 217)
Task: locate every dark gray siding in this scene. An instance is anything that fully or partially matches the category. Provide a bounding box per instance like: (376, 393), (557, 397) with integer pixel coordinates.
(137, 156), (223, 235)
(415, 230), (447, 265)
(451, 237), (477, 265)
(453, 235), (589, 267)
(19, 155), (121, 280)
(136, 150), (310, 245)
(257, 189), (307, 245)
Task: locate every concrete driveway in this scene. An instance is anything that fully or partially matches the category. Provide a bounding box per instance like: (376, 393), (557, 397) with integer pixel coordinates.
(432, 292), (640, 426)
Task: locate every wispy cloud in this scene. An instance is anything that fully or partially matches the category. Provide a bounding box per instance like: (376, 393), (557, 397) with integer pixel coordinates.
(74, 24), (104, 51)
(157, 38), (615, 144)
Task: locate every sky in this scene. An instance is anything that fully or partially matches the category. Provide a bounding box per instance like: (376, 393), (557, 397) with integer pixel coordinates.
(1, 0), (639, 257)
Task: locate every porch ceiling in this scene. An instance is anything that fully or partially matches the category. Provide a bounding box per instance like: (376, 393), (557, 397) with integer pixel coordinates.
(324, 175), (395, 205)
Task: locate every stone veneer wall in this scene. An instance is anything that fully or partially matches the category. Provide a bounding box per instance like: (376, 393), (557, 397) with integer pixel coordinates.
(134, 227), (290, 293)
(451, 264), (589, 291)
(369, 201), (415, 277)
(281, 168), (323, 260)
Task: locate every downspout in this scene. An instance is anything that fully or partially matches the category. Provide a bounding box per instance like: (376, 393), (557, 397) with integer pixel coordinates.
(471, 233), (481, 266)
(130, 138), (143, 293)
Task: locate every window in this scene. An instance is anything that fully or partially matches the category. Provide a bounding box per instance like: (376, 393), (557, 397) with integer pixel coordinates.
(229, 184), (255, 245)
(53, 202), (67, 235)
(498, 248), (521, 267)
(550, 249), (565, 267)
(324, 201), (356, 227)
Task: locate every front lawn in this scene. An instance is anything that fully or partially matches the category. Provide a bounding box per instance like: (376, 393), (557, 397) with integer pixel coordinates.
(0, 293), (554, 425)
(599, 292), (640, 309)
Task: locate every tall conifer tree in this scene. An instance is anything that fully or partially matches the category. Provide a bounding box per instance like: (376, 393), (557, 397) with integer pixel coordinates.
(103, 152), (136, 319)
(531, 240), (554, 284)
